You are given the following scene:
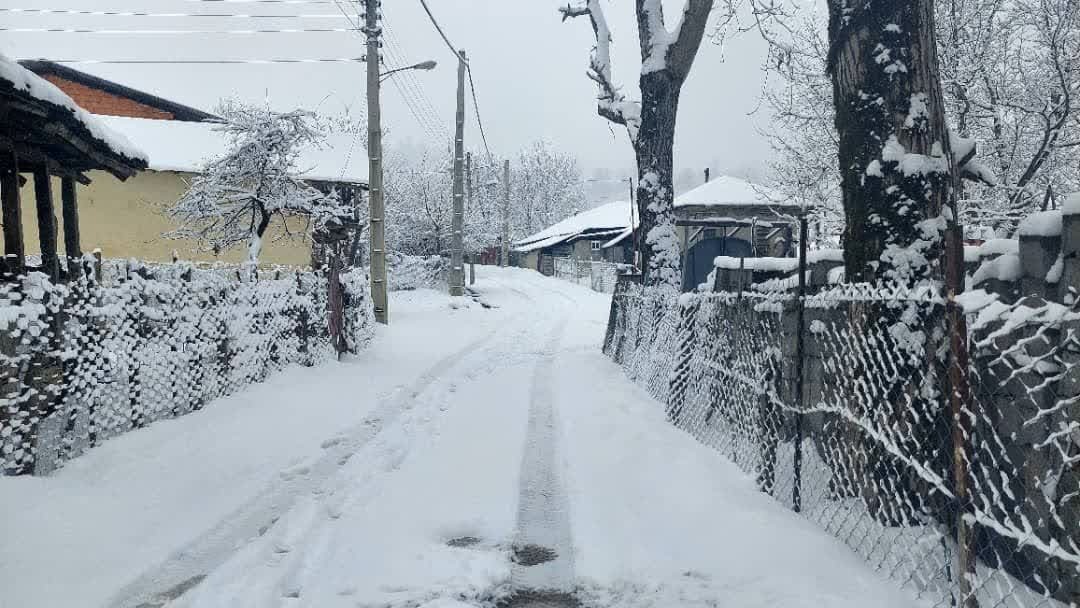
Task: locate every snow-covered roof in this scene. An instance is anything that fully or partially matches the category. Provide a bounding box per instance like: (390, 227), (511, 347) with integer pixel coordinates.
(0, 52), (147, 169)
(94, 115), (369, 185)
(514, 199), (637, 252)
(675, 175), (801, 209)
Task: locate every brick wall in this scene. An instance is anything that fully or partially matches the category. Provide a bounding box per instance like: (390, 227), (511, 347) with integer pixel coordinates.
(41, 75), (174, 120)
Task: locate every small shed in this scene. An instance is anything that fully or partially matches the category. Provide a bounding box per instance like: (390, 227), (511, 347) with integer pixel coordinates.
(675, 175), (803, 291)
(0, 53), (147, 280)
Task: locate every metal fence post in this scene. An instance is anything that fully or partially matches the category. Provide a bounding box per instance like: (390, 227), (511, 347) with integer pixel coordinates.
(793, 216), (808, 513)
(945, 209), (978, 608)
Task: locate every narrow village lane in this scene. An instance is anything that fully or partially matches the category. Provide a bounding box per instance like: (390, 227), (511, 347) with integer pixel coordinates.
(3, 269), (918, 608)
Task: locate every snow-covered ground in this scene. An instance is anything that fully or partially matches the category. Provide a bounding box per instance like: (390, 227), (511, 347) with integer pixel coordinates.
(1, 267), (919, 608)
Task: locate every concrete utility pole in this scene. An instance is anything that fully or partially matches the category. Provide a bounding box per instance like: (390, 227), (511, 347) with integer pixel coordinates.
(364, 0), (388, 323)
(449, 49), (467, 297)
(501, 159), (510, 267)
(466, 152), (473, 214)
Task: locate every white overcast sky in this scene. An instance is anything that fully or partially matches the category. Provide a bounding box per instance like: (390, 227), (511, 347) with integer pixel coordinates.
(1, 0), (775, 192)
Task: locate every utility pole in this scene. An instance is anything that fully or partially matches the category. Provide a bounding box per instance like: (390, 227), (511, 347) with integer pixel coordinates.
(364, 0), (388, 323)
(449, 49), (467, 297)
(466, 152), (473, 213)
(501, 159), (510, 267)
(465, 151), (472, 270)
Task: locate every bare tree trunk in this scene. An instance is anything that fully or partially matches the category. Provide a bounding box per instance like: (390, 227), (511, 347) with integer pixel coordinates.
(635, 71), (681, 287)
(829, 0), (955, 285)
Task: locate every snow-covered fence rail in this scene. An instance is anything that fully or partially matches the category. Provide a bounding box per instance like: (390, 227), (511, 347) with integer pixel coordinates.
(606, 275), (1080, 608)
(0, 259), (373, 476)
(552, 257), (628, 293)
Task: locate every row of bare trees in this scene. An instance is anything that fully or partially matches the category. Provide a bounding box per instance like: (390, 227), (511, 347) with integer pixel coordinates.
(382, 141), (587, 257)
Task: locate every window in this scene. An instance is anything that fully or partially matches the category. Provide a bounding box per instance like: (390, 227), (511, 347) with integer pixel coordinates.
(591, 241), (602, 251)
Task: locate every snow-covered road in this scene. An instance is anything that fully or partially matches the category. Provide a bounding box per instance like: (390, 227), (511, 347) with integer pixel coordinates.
(1, 268), (919, 608)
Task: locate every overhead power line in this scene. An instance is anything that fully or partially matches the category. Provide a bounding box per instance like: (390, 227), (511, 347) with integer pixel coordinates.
(40, 57), (366, 65)
(176, 0), (337, 4)
(466, 67), (492, 159)
(417, 0), (465, 63)
(330, 0), (450, 142)
(381, 19), (449, 135)
(2, 26), (354, 34)
(0, 8), (346, 19)
(411, 0), (493, 156)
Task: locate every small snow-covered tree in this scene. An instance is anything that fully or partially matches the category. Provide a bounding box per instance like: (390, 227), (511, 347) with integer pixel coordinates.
(167, 101), (350, 263)
(510, 141), (587, 241)
(562, 0), (715, 291)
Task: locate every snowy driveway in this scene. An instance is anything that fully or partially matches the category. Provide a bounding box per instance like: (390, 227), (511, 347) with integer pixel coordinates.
(1, 268), (918, 608)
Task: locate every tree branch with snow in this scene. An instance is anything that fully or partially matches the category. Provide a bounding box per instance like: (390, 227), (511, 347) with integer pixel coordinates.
(561, 1), (642, 142)
(166, 102), (350, 264)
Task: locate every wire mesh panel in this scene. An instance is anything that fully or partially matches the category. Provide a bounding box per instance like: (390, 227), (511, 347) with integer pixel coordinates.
(552, 257), (627, 294)
(606, 276), (1080, 608)
(0, 259), (374, 476)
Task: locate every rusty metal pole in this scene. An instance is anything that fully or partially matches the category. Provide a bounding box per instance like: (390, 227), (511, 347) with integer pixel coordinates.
(792, 215), (808, 513)
(945, 202), (978, 607)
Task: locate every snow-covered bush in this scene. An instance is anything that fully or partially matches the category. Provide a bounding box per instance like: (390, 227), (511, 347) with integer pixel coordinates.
(386, 252), (446, 292)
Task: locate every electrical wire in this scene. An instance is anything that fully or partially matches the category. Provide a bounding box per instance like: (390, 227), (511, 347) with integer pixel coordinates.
(41, 57), (366, 64)
(410, 0), (494, 157)
(466, 67), (492, 159)
(0, 8), (346, 19)
(332, 0), (449, 142)
(2, 26), (355, 34)
(379, 29), (450, 140)
(381, 19), (448, 135)
(176, 0), (338, 4)
(417, 0), (464, 62)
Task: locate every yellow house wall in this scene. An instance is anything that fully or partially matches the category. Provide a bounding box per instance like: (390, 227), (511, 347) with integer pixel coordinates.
(14, 169), (312, 265)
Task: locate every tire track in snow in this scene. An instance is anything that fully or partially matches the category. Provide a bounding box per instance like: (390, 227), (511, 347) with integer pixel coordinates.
(107, 328), (501, 608)
(509, 317), (577, 596)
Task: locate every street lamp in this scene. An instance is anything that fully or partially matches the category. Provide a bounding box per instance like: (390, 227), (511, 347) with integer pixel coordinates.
(379, 60), (437, 83)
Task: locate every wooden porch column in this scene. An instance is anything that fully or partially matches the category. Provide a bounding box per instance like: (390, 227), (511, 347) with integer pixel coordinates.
(0, 153), (24, 275)
(32, 168), (60, 282)
(60, 177), (81, 274)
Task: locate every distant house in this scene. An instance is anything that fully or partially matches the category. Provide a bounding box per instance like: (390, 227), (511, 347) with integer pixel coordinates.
(675, 174), (803, 291)
(513, 200), (638, 275)
(16, 60), (368, 265)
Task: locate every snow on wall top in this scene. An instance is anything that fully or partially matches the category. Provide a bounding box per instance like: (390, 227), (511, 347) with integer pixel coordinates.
(94, 115), (369, 185)
(1064, 192), (1080, 215)
(0, 53), (147, 164)
(514, 199), (638, 252)
(1017, 209), (1063, 238)
(674, 175), (801, 209)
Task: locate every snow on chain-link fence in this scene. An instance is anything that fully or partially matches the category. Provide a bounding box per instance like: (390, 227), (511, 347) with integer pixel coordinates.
(0, 257), (374, 476)
(552, 257), (629, 293)
(604, 277), (1080, 608)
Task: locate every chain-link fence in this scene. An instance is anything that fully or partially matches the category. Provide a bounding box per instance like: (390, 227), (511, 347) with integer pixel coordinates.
(552, 257), (630, 293)
(0, 257), (374, 476)
(605, 276), (1080, 607)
